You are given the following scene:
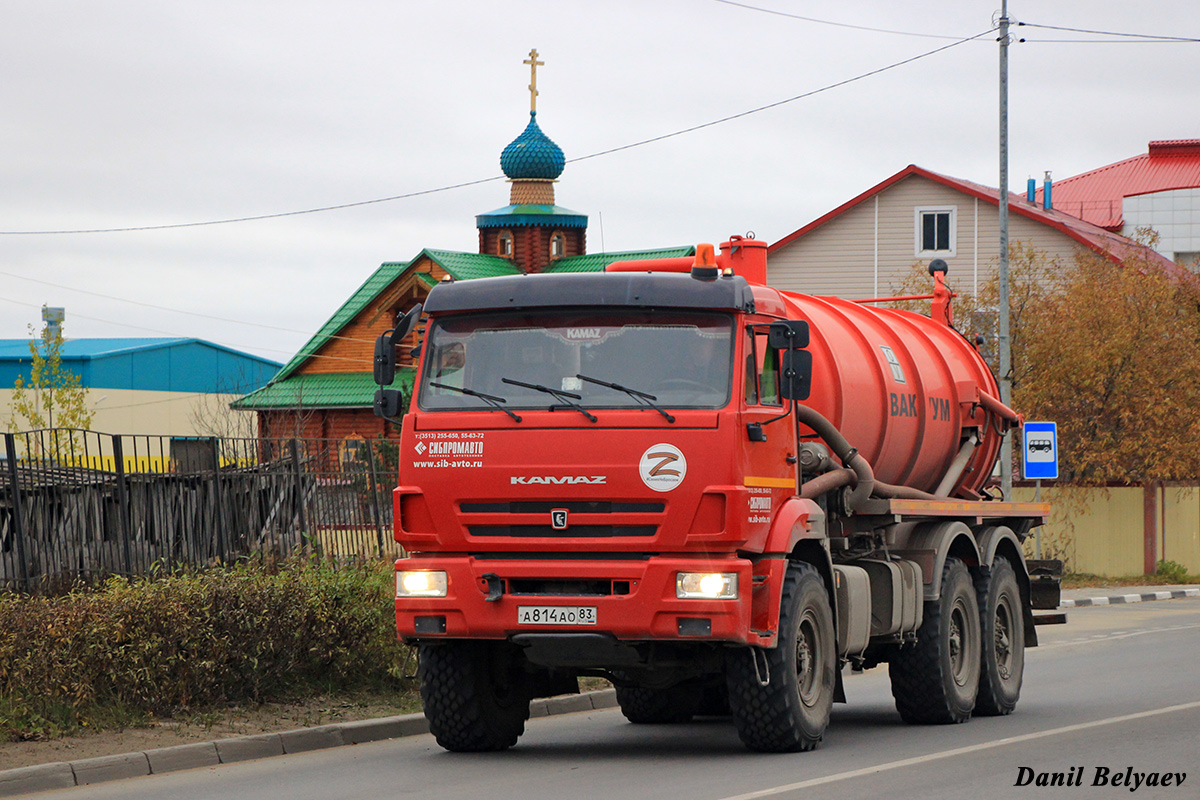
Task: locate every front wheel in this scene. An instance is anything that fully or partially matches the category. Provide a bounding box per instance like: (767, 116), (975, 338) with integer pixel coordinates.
(889, 557), (981, 724)
(975, 556), (1025, 716)
(419, 641), (531, 751)
(726, 561), (836, 752)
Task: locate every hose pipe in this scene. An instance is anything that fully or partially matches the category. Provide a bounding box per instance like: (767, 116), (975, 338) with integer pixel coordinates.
(794, 404), (875, 512)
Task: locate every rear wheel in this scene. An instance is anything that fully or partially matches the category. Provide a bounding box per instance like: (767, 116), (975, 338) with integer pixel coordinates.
(975, 556), (1025, 716)
(419, 641), (531, 751)
(726, 561), (836, 752)
(615, 684), (702, 724)
(889, 557), (980, 724)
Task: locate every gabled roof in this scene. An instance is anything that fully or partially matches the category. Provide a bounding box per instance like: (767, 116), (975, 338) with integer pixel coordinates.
(272, 261), (410, 383)
(232, 369), (415, 410)
(544, 246), (696, 273)
(272, 251), (520, 383)
(420, 249), (523, 281)
(1036, 140), (1200, 230)
(769, 164), (1177, 270)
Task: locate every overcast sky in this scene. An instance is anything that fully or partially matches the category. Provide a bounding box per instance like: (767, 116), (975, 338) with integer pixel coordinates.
(2, 1), (1196, 364)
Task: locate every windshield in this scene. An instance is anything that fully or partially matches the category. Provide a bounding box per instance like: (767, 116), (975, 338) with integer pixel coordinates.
(418, 310), (734, 413)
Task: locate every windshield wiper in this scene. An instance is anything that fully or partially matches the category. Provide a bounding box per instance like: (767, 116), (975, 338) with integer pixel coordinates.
(501, 377), (598, 422)
(429, 382), (522, 423)
(575, 374), (675, 423)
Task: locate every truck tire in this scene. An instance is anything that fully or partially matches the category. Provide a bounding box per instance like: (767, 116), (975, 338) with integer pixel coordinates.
(975, 556), (1024, 716)
(615, 685), (702, 724)
(889, 557), (980, 724)
(725, 561), (836, 752)
(419, 641), (531, 751)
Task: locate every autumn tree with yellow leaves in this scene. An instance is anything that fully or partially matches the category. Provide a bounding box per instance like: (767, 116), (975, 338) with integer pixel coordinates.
(8, 310), (94, 435)
(892, 240), (1200, 486)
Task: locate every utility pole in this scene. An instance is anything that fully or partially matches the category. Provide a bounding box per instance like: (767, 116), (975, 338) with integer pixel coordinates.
(998, 0), (1013, 501)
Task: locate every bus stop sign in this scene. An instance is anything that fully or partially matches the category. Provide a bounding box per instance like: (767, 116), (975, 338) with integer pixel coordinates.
(1023, 421), (1058, 480)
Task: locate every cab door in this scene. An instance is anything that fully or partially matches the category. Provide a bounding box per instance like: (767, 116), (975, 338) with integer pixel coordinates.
(738, 323), (797, 546)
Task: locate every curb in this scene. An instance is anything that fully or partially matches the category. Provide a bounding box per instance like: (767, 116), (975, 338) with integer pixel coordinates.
(1061, 587), (1200, 608)
(0, 689), (618, 798)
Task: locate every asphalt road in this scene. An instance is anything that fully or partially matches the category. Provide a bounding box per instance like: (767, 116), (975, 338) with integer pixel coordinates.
(35, 598), (1200, 800)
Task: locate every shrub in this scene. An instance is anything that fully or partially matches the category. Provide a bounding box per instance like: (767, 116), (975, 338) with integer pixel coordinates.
(1154, 559), (1194, 584)
(0, 558), (411, 741)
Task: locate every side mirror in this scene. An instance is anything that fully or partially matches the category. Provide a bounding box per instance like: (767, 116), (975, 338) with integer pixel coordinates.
(374, 332), (396, 386)
(767, 320), (809, 350)
(374, 388), (405, 419)
(373, 304), (424, 387)
(780, 349), (813, 401)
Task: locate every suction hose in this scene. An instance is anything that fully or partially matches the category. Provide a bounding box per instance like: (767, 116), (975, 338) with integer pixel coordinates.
(794, 404), (875, 510)
(793, 404), (942, 509)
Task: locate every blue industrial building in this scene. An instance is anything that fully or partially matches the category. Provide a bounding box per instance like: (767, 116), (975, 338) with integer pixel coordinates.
(0, 338), (280, 394)
(0, 338), (281, 437)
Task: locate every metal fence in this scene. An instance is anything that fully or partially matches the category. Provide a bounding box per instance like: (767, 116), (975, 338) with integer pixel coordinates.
(1, 429), (402, 592)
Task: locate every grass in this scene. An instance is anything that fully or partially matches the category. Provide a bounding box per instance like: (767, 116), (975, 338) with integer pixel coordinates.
(1062, 560), (1200, 589)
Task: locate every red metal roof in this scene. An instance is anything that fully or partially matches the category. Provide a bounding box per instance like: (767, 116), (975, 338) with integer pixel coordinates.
(769, 164), (1178, 271)
(1035, 140), (1200, 230)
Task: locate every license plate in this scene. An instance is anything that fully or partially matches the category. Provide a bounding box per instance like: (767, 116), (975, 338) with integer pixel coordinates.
(517, 606), (598, 626)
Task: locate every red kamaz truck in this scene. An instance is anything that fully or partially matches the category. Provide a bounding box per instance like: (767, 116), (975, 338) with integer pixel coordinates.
(372, 236), (1061, 753)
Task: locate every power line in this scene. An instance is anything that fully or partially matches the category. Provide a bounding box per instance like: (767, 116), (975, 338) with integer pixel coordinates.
(0, 268), (394, 354)
(1018, 38), (1197, 44)
(712, 0), (969, 40)
(0, 175), (505, 236)
(569, 29), (996, 167)
(1017, 21), (1199, 43)
(0, 29), (995, 237)
(0, 295), (370, 368)
(0, 269), (313, 335)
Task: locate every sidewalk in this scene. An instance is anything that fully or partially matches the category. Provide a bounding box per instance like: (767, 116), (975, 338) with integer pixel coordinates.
(1059, 584), (1200, 608)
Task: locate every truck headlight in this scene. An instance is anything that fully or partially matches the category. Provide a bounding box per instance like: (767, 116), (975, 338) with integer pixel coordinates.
(676, 572), (737, 599)
(396, 570), (448, 597)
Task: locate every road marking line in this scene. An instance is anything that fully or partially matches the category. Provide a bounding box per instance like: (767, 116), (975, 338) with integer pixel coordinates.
(1038, 622), (1200, 649)
(714, 701), (1200, 800)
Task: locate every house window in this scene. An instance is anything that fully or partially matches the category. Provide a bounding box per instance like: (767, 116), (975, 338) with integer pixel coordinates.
(498, 231), (514, 257)
(550, 232), (566, 259)
(915, 206), (957, 256)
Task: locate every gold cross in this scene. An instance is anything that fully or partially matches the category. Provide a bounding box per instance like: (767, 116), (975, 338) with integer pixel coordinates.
(523, 48), (544, 112)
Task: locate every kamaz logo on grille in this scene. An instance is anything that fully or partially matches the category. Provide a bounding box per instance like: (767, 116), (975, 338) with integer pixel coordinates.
(510, 476), (607, 485)
(550, 509), (569, 529)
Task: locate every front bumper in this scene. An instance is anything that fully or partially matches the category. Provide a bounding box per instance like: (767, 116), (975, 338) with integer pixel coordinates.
(395, 554), (757, 646)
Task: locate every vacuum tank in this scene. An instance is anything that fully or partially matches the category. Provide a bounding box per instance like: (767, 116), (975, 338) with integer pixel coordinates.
(608, 236), (1014, 499)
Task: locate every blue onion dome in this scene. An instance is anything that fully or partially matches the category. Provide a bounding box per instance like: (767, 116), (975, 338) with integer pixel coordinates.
(500, 111), (565, 180)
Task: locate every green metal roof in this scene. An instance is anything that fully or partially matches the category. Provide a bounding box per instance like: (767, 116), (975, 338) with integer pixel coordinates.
(270, 252), (515, 384)
(544, 246), (696, 274)
(232, 369), (415, 410)
(273, 261), (409, 383)
(423, 250), (523, 281)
